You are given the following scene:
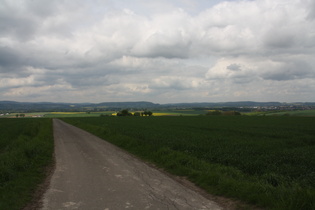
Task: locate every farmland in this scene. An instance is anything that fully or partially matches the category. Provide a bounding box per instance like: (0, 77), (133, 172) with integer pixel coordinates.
(0, 110), (207, 118)
(1, 108), (315, 118)
(265, 110), (315, 116)
(0, 118), (53, 210)
(63, 116), (315, 210)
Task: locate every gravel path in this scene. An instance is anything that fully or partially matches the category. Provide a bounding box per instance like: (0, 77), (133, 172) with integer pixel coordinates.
(41, 119), (223, 210)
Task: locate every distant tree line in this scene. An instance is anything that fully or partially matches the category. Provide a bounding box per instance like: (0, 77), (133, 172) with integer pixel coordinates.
(16, 113), (25, 118)
(100, 109), (153, 117)
(205, 110), (241, 116)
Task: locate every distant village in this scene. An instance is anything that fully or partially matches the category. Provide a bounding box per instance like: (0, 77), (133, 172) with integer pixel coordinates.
(242, 104), (314, 112)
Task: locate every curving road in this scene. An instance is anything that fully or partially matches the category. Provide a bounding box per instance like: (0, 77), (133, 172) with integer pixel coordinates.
(41, 119), (223, 210)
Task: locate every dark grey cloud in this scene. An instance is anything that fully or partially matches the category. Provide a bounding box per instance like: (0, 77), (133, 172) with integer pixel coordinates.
(0, 47), (22, 69)
(260, 60), (314, 81)
(263, 30), (297, 49)
(0, 1), (40, 41)
(227, 64), (241, 71)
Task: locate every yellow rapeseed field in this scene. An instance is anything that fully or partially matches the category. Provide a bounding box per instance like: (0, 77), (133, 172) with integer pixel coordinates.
(50, 112), (85, 115)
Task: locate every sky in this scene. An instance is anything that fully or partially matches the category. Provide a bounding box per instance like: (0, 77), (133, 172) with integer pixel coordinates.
(1, 0), (315, 103)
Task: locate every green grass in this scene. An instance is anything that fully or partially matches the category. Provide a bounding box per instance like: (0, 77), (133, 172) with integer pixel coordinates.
(266, 110), (315, 116)
(0, 111), (116, 118)
(0, 118), (54, 210)
(244, 110), (315, 116)
(63, 116), (315, 210)
(44, 111), (115, 118)
(152, 109), (207, 116)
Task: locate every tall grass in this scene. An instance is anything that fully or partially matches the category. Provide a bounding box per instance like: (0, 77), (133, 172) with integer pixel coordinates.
(63, 116), (315, 210)
(0, 118), (53, 210)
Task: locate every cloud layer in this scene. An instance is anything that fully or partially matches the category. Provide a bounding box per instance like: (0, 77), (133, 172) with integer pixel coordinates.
(1, 0), (315, 103)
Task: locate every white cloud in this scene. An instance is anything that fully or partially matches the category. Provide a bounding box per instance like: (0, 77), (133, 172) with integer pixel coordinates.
(0, 0), (315, 103)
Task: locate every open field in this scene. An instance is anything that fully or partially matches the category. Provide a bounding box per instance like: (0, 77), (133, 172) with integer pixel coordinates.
(0, 110), (206, 118)
(244, 110), (315, 116)
(0, 111), (115, 118)
(63, 116), (315, 210)
(266, 110), (315, 116)
(0, 118), (53, 210)
(152, 109), (207, 116)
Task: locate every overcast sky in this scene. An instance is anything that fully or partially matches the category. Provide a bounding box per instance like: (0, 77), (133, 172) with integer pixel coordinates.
(1, 0), (315, 103)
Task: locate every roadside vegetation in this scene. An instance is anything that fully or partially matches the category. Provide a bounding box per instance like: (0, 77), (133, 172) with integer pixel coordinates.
(63, 116), (315, 210)
(0, 118), (53, 210)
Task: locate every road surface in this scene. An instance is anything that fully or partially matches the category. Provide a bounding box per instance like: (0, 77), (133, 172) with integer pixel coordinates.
(41, 119), (223, 210)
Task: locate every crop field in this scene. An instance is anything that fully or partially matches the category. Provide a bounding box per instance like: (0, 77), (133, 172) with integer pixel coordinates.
(0, 109), (208, 118)
(0, 118), (53, 210)
(266, 110), (315, 116)
(152, 109), (207, 116)
(63, 116), (315, 210)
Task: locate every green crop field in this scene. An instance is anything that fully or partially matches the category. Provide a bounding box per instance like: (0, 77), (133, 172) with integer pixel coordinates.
(0, 118), (53, 210)
(63, 116), (315, 210)
(266, 110), (315, 116)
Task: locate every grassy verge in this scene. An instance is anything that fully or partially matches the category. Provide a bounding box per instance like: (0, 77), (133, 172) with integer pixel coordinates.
(0, 118), (54, 210)
(63, 116), (315, 210)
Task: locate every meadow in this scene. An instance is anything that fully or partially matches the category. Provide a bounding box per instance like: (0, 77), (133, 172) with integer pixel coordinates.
(0, 118), (53, 210)
(63, 116), (315, 210)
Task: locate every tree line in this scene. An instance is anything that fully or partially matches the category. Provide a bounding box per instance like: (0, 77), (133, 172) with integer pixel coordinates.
(100, 109), (153, 117)
(205, 110), (241, 116)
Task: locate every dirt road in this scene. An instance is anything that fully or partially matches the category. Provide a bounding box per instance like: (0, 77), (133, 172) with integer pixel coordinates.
(41, 119), (223, 210)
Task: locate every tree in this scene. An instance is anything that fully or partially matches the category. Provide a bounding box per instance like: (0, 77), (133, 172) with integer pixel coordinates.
(206, 110), (222, 116)
(117, 109), (132, 116)
(223, 111), (241, 116)
(134, 112), (141, 116)
(143, 111), (153, 116)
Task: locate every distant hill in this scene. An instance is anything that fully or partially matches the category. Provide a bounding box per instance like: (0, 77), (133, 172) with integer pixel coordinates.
(0, 101), (160, 112)
(97, 101), (160, 109)
(162, 101), (283, 108)
(0, 101), (314, 112)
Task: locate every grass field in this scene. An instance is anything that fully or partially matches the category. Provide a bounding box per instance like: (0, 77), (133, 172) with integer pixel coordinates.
(0, 118), (53, 210)
(266, 110), (315, 116)
(152, 109), (207, 116)
(63, 116), (315, 210)
(244, 109), (315, 116)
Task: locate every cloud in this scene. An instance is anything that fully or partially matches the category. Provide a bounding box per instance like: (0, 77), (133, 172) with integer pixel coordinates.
(206, 55), (315, 83)
(0, 46), (22, 69)
(0, 0), (315, 103)
(227, 64), (242, 71)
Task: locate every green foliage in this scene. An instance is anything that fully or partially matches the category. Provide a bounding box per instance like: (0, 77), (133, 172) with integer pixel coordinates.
(206, 110), (241, 116)
(143, 111), (153, 116)
(0, 118), (53, 210)
(133, 112), (141, 116)
(117, 109), (133, 116)
(206, 110), (222, 115)
(63, 116), (315, 210)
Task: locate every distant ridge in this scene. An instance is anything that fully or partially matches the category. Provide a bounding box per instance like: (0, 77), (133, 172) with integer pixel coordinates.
(0, 101), (314, 112)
